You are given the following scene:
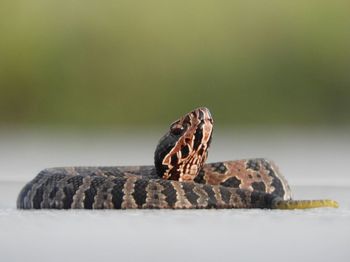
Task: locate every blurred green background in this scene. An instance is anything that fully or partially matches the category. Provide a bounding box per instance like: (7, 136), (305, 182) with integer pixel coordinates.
(1, 0), (349, 129)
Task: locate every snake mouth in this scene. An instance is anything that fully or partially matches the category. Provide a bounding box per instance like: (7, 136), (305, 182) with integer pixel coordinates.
(154, 107), (214, 181)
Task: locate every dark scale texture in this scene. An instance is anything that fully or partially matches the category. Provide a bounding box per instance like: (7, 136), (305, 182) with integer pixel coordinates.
(212, 162), (228, 174)
(33, 173), (66, 208)
(197, 109), (204, 119)
(171, 155), (178, 166)
(250, 191), (262, 207)
(63, 185), (75, 209)
(17, 184), (32, 208)
(262, 160), (285, 198)
(83, 176), (106, 209)
(194, 169), (205, 183)
(182, 182), (199, 206)
(250, 191), (276, 209)
(236, 189), (250, 206)
(219, 187), (231, 205)
(111, 178), (127, 209)
(221, 177), (242, 188)
(67, 176), (84, 193)
(43, 174), (65, 208)
(132, 179), (148, 207)
(193, 128), (203, 150)
(246, 159), (261, 171)
(160, 180), (178, 208)
(168, 167), (180, 181)
(49, 186), (59, 199)
(99, 168), (124, 177)
(202, 185), (217, 208)
(32, 185), (44, 209)
(251, 182), (266, 193)
(17, 171), (47, 208)
(181, 146), (190, 158)
(154, 132), (178, 177)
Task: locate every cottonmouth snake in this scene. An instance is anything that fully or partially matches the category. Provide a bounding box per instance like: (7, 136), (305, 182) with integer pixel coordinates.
(17, 107), (338, 209)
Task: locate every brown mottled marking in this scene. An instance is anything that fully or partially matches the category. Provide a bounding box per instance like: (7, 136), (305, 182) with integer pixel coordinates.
(193, 184), (208, 208)
(72, 176), (92, 208)
(121, 177), (138, 209)
(228, 188), (246, 208)
(93, 177), (115, 209)
(53, 175), (75, 209)
(201, 160), (292, 199)
(171, 181), (192, 208)
(143, 180), (168, 208)
(211, 185), (226, 208)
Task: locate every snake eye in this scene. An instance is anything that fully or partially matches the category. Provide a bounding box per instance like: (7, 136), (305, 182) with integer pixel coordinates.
(170, 126), (184, 135)
(169, 120), (185, 135)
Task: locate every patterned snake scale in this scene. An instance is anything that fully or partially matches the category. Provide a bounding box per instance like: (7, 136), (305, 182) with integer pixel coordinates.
(17, 107), (338, 209)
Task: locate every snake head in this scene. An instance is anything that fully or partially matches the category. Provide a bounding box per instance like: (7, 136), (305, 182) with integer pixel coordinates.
(154, 107), (213, 181)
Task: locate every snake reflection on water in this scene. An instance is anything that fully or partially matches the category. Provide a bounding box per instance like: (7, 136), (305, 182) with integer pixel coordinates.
(17, 107), (338, 209)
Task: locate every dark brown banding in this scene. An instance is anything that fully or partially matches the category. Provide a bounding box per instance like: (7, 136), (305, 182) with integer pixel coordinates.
(93, 177), (115, 209)
(251, 181), (266, 193)
(193, 128), (203, 150)
(72, 176), (92, 208)
(171, 154), (178, 166)
(62, 184), (75, 209)
(222, 177), (242, 188)
(50, 173), (73, 209)
(168, 168), (181, 181)
(171, 181), (192, 208)
(181, 146), (190, 158)
(121, 177), (138, 209)
(181, 182), (199, 206)
(197, 109), (204, 119)
(82, 176), (105, 209)
(111, 177), (127, 209)
(211, 185), (226, 208)
(193, 184), (208, 208)
(32, 184), (44, 209)
(143, 180), (168, 208)
(160, 180), (177, 207)
(219, 186), (231, 205)
(132, 178), (148, 207)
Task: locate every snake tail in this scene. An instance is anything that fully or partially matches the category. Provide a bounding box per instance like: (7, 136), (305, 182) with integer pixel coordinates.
(272, 199), (339, 209)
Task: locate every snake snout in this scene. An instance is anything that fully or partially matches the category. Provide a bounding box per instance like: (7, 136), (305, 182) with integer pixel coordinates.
(192, 107), (213, 122)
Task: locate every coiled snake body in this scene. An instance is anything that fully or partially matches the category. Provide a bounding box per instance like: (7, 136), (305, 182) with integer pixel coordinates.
(17, 107), (338, 209)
